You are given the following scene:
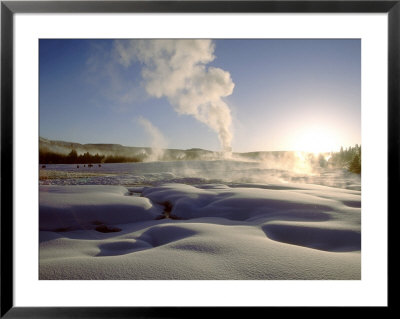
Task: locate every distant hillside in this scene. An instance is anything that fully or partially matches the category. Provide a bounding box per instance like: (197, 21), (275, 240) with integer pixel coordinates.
(39, 137), (223, 163)
(39, 137), (360, 174)
(39, 137), (323, 162)
(39, 137), (303, 161)
(40, 137), (147, 156)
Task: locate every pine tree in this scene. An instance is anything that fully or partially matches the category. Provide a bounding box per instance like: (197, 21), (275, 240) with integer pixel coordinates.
(67, 149), (78, 163)
(348, 151), (361, 174)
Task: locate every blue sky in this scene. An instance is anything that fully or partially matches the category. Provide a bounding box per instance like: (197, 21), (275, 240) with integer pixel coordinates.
(39, 39), (360, 153)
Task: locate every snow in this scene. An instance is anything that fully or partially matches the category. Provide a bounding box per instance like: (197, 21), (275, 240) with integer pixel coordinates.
(39, 161), (361, 280)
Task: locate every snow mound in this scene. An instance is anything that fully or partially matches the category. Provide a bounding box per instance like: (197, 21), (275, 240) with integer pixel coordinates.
(39, 185), (160, 231)
(40, 183), (361, 280)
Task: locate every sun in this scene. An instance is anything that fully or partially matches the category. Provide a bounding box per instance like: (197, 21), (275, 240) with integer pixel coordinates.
(292, 127), (340, 154)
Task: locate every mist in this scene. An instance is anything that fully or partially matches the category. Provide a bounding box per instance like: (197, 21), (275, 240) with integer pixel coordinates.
(114, 39), (235, 153)
(137, 116), (167, 161)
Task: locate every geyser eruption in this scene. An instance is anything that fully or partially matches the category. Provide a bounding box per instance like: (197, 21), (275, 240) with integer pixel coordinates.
(137, 116), (167, 161)
(114, 39), (235, 152)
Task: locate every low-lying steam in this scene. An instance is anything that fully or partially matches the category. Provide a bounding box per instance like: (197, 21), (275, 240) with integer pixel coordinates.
(114, 40), (235, 152)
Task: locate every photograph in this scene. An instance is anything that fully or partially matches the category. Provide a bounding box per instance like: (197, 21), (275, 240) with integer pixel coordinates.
(38, 38), (362, 280)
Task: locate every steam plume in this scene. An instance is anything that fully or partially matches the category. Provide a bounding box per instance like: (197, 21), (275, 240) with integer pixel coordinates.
(114, 40), (235, 152)
(137, 116), (167, 161)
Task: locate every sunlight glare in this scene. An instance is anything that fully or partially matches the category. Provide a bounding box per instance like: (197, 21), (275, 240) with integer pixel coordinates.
(293, 127), (339, 154)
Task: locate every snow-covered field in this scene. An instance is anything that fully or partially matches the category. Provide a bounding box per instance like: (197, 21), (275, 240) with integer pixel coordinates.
(39, 160), (361, 280)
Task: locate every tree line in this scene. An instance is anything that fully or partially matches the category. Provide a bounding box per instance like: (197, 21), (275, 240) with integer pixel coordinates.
(39, 149), (143, 164)
(39, 145), (361, 174)
(322, 144), (361, 174)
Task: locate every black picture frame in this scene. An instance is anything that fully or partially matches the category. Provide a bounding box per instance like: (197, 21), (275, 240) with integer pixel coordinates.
(1, 1), (396, 317)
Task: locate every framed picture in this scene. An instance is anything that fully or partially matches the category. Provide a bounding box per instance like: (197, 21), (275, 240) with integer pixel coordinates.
(1, 0), (395, 316)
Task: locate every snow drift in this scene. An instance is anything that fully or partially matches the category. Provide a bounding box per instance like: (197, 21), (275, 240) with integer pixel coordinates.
(39, 179), (361, 280)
